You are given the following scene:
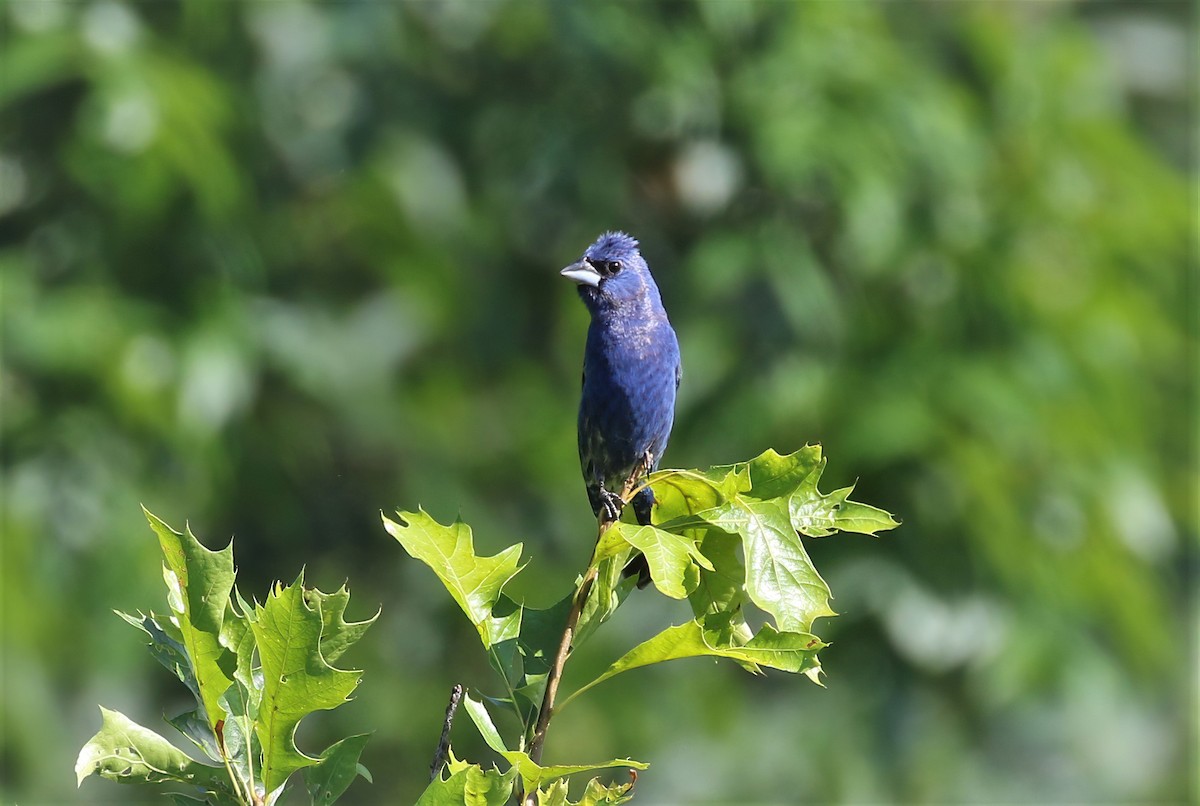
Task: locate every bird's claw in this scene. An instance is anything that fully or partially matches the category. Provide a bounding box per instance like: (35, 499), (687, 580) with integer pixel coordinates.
(599, 489), (624, 525)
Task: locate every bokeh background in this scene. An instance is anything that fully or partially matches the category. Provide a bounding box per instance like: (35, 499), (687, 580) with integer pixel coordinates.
(1, 1), (1194, 803)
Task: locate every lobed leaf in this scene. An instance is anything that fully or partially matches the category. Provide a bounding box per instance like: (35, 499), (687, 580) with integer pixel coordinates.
(383, 509), (523, 648)
(142, 508), (236, 732)
(75, 707), (230, 793)
(613, 523), (712, 600)
(578, 775), (636, 805)
(251, 572), (363, 792)
(650, 447), (898, 641)
(536, 778), (637, 806)
(649, 466), (749, 526)
(462, 693), (646, 796)
(304, 585), (380, 664)
(503, 752), (647, 800)
(791, 485), (900, 537)
(418, 752), (516, 806)
(727, 498), (837, 634)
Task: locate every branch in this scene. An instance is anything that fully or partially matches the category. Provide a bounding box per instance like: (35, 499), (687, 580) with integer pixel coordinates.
(526, 554), (598, 768)
(429, 683), (463, 781)
(526, 456), (651, 771)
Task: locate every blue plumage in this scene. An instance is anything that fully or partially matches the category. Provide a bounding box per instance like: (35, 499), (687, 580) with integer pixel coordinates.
(562, 232), (681, 580)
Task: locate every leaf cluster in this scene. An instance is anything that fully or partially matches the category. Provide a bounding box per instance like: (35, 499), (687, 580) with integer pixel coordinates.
(75, 508), (377, 806)
(384, 445), (897, 801)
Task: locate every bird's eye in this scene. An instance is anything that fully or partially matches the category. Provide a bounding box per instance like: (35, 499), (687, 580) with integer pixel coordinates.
(586, 258), (623, 278)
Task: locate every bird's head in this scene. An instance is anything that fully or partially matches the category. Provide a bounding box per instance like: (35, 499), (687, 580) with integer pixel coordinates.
(560, 231), (661, 314)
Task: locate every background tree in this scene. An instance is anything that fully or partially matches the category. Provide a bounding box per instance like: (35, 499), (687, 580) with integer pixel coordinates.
(1, 1), (1193, 803)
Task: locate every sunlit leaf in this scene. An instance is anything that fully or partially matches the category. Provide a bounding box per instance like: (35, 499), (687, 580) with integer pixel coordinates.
(417, 752), (516, 806)
(731, 498), (837, 633)
(649, 466), (748, 526)
(75, 707), (230, 793)
(462, 692), (508, 754)
(578, 775), (636, 805)
(537, 779), (571, 806)
(613, 523), (712, 599)
(142, 508), (236, 731)
(566, 621), (824, 707)
(501, 751), (647, 800)
(792, 485), (900, 537)
(383, 509), (523, 648)
(304, 585), (380, 665)
(251, 572), (363, 792)
(532, 775), (636, 806)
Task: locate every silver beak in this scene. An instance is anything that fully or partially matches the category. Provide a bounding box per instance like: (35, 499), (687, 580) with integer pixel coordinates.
(560, 260), (601, 288)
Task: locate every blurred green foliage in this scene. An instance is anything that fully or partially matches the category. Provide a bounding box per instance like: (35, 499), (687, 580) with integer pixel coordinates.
(1, 1), (1193, 803)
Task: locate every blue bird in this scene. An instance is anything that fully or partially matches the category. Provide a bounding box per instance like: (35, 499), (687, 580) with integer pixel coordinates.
(561, 232), (681, 584)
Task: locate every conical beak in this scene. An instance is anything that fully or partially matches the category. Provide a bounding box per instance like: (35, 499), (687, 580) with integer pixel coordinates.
(560, 260), (601, 288)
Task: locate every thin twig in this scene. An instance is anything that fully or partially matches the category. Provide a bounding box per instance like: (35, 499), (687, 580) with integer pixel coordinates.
(429, 683), (464, 782)
(527, 455), (652, 771)
(527, 561), (598, 766)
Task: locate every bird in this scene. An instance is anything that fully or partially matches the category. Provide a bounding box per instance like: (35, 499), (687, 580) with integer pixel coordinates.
(561, 231), (681, 586)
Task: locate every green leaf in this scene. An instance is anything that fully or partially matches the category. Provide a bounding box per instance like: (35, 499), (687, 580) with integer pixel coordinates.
(252, 572), (363, 792)
(575, 553), (635, 648)
(215, 594), (261, 793)
(303, 585), (380, 664)
(578, 775), (636, 805)
(535, 776), (635, 806)
(75, 707), (230, 792)
(725, 446), (823, 500)
(418, 753), (516, 806)
(461, 692), (508, 754)
(728, 497), (837, 633)
(565, 621), (825, 707)
(383, 509), (523, 648)
(791, 484), (901, 537)
(655, 447), (898, 636)
(537, 779), (571, 806)
(613, 523), (712, 599)
(218, 676), (261, 797)
(502, 751), (648, 800)
(706, 446), (900, 537)
(116, 610), (206, 713)
(305, 733), (372, 806)
(220, 598), (257, 691)
(685, 531), (752, 642)
(165, 709), (222, 763)
(496, 594), (569, 683)
(649, 466), (749, 526)
(142, 508), (236, 731)
(460, 692), (645, 797)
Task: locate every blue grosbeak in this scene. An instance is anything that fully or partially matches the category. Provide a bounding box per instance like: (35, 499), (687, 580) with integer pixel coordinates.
(561, 232), (681, 584)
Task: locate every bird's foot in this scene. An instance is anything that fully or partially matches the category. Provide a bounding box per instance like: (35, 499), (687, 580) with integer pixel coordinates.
(599, 488), (625, 526)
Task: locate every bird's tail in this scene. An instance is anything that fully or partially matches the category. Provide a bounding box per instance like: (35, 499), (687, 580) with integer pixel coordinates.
(622, 553), (652, 589)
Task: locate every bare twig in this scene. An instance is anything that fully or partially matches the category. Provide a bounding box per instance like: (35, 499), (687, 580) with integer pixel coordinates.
(429, 683), (464, 782)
